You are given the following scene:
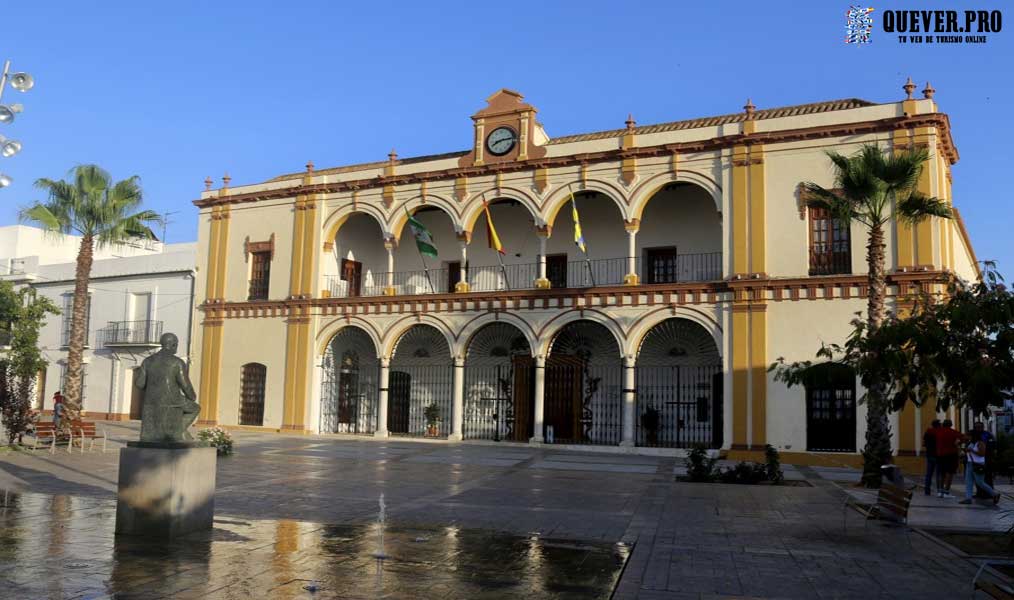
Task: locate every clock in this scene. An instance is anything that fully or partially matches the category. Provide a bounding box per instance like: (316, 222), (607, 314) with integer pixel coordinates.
(486, 126), (518, 156)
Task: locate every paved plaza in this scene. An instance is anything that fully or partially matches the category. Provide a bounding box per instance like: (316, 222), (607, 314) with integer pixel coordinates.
(0, 422), (1008, 599)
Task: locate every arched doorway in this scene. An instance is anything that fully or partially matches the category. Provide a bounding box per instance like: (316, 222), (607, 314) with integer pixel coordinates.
(545, 320), (622, 445)
(321, 327), (379, 434)
(635, 318), (722, 448)
(805, 363), (857, 452)
(637, 183), (722, 283)
(462, 322), (533, 441)
(388, 325), (453, 437)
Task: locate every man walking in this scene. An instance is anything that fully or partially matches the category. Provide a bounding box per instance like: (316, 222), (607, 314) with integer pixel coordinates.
(935, 419), (961, 498)
(960, 432), (1002, 505)
(922, 419), (941, 496)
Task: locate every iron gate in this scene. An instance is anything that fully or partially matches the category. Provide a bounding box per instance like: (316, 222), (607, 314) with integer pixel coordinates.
(635, 366), (722, 448)
(462, 359), (534, 441)
(320, 328), (379, 434)
(543, 356), (622, 445)
(387, 365), (454, 437)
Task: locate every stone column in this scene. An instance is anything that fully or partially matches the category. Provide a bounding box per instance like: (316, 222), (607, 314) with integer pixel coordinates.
(623, 219), (639, 285)
(531, 354), (546, 443)
(383, 239), (396, 296)
(455, 232), (470, 293)
(449, 356), (465, 440)
(535, 225), (551, 289)
(375, 357), (390, 437)
(621, 355), (636, 446)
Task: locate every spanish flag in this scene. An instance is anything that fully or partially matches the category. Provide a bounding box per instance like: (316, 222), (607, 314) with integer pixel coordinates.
(484, 202), (505, 255)
(571, 194), (587, 254)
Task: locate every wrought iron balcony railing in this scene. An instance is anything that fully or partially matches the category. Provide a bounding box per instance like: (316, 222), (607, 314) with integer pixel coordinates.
(323, 252), (723, 299)
(102, 320), (164, 346)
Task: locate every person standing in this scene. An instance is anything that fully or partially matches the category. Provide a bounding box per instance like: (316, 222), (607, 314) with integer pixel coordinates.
(51, 391), (65, 430)
(960, 433), (1001, 505)
(922, 419), (941, 496)
(935, 419), (961, 498)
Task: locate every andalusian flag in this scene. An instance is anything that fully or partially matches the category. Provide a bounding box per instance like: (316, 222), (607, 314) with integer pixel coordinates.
(483, 202), (506, 255)
(571, 194), (587, 254)
(407, 215), (438, 258)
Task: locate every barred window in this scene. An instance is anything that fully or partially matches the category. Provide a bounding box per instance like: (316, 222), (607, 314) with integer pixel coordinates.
(248, 251), (271, 300)
(808, 207), (851, 276)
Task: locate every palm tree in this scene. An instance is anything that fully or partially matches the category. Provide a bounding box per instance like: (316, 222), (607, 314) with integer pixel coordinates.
(20, 165), (161, 428)
(802, 144), (951, 486)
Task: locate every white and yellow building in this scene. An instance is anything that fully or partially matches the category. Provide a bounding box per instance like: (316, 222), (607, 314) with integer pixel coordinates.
(191, 83), (978, 462)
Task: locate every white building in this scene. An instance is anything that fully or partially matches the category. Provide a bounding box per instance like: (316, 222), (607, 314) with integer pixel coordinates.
(0, 225), (196, 420)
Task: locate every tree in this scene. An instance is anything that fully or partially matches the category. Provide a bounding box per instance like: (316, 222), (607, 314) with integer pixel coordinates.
(20, 165), (160, 428)
(798, 144), (950, 486)
(0, 281), (59, 444)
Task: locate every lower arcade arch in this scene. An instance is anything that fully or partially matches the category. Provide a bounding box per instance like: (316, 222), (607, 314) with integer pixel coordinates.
(388, 324), (454, 437)
(320, 327), (379, 434)
(462, 322), (534, 441)
(634, 318), (723, 448)
(545, 320), (623, 445)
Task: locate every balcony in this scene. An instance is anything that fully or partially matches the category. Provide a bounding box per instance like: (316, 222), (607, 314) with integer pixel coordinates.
(101, 320), (164, 348)
(323, 252), (722, 298)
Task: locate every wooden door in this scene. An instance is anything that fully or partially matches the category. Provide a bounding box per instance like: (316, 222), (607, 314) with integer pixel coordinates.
(341, 259), (363, 297)
(511, 356), (534, 441)
(446, 261), (461, 293)
(388, 371), (411, 434)
(645, 247), (678, 284)
(546, 254), (568, 289)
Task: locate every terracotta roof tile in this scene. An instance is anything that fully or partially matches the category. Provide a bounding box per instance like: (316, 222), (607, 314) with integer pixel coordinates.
(268, 98), (876, 182)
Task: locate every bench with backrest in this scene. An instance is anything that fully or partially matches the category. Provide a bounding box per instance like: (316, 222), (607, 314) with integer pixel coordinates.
(31, 420), (107, 453)
(843, 473), (915, 533)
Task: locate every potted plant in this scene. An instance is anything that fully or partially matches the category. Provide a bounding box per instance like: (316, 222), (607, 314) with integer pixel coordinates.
(424, 403), (440, 436)
(641, 406), (661, 445)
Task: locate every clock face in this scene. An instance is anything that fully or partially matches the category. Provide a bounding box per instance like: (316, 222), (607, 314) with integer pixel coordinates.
(486, 126), (518, 156)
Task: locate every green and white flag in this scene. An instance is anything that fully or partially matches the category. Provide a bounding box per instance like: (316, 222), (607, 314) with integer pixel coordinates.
(407, 215), (439, 258)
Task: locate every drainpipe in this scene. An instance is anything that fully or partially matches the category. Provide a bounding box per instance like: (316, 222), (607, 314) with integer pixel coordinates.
(184, 272), (195, 364)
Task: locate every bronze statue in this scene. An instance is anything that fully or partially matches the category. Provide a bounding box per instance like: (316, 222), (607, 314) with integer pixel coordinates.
(135, 333), (200, 442)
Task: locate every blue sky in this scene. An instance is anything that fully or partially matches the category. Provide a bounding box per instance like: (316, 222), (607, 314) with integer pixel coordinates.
(1, 1), (1010, 275)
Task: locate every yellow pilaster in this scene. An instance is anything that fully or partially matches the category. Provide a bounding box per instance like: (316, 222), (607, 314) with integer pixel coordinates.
(748, 145), (766, 274)
(206, 207), (222, 300)
(893, 129), (915, 268)
(749, 305), (767, 447)
(732, 146), (749, 275)
(299, 195), (320, 297)
(198, 196), (230, 425)
(289, 197), (307, 297)
(214, 205), (230, 299)
(913, 127), (935, 267)
(732, 306), (749, 448)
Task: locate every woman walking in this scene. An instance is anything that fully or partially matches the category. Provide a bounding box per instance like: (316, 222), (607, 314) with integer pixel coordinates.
(959, 433), (1001, 506)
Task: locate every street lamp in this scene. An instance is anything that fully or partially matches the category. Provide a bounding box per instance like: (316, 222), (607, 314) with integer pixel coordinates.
(0, 59), (34, 188)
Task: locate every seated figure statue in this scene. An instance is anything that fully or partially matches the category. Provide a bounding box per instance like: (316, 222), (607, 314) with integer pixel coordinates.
(135, 333), (200, 442)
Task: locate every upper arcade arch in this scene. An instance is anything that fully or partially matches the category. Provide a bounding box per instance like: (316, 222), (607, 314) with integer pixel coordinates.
(627, 170), (723, 220)
(461, 186), (542, 234)
(541, 179), (630, 228)
(389, 194), (463, 240)
(322, 204), (390, 247)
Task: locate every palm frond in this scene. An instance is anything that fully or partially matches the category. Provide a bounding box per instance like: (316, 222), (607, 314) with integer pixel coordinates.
(18, 204), (62, 232)
(897, 192), (952, 224)
(881, 148), (928, 194)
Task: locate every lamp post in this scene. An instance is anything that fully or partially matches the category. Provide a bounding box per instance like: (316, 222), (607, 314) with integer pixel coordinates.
(0, 59), (35, 189)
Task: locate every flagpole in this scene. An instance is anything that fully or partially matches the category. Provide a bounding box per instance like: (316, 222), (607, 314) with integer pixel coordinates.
(483, 195), (512, 292)
(568, 184), (596, 287)
(404, 207), (437, 294)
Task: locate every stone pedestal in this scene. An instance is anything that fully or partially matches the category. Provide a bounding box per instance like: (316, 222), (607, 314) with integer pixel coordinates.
(115, 442), (217, 538)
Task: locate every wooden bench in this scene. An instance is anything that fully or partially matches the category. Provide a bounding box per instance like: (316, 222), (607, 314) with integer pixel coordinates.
(30, 420), (107, 453)
(30, 421), (73, 454)
(843, 479), (915, 534)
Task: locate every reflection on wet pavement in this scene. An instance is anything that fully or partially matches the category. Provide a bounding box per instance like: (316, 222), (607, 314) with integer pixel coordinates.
(0, 490), (629, 599)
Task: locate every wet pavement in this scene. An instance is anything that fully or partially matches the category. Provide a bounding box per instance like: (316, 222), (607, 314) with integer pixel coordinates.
(0, 423), (1002, 598)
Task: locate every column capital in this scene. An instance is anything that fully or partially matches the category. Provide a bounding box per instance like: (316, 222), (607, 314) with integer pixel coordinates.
(534, 354), (546, 367)
(624, 219), (640, 233)
(454, 356), (465, 367)
(536, 224), (552, 238)
(456, 230), (472, 244)
(380, 357), (391, 368)
(383, 238), (398, 251)
(623, 355), (636, 368)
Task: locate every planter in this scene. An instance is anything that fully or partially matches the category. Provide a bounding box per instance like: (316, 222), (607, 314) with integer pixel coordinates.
(426, 425), (438, 437)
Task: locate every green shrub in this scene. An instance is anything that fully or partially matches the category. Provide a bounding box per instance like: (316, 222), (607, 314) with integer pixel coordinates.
(685, 445), (718, 482)
(718, 461), (769, 484)
(764, 444), (784, 484)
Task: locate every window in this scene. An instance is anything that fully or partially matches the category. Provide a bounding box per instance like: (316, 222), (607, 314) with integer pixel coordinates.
(341, 258), (362, 297)
(61, 294), (91, 347)
(239, 363), (266, 426)
(809, 207), (851, 275)
(248, 251), (271, 300)
(805, 364), (856, 452)
(644, 247), (679, 284)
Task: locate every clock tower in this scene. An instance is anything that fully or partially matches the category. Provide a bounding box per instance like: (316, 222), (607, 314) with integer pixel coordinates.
(458, 89), (548, 168)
